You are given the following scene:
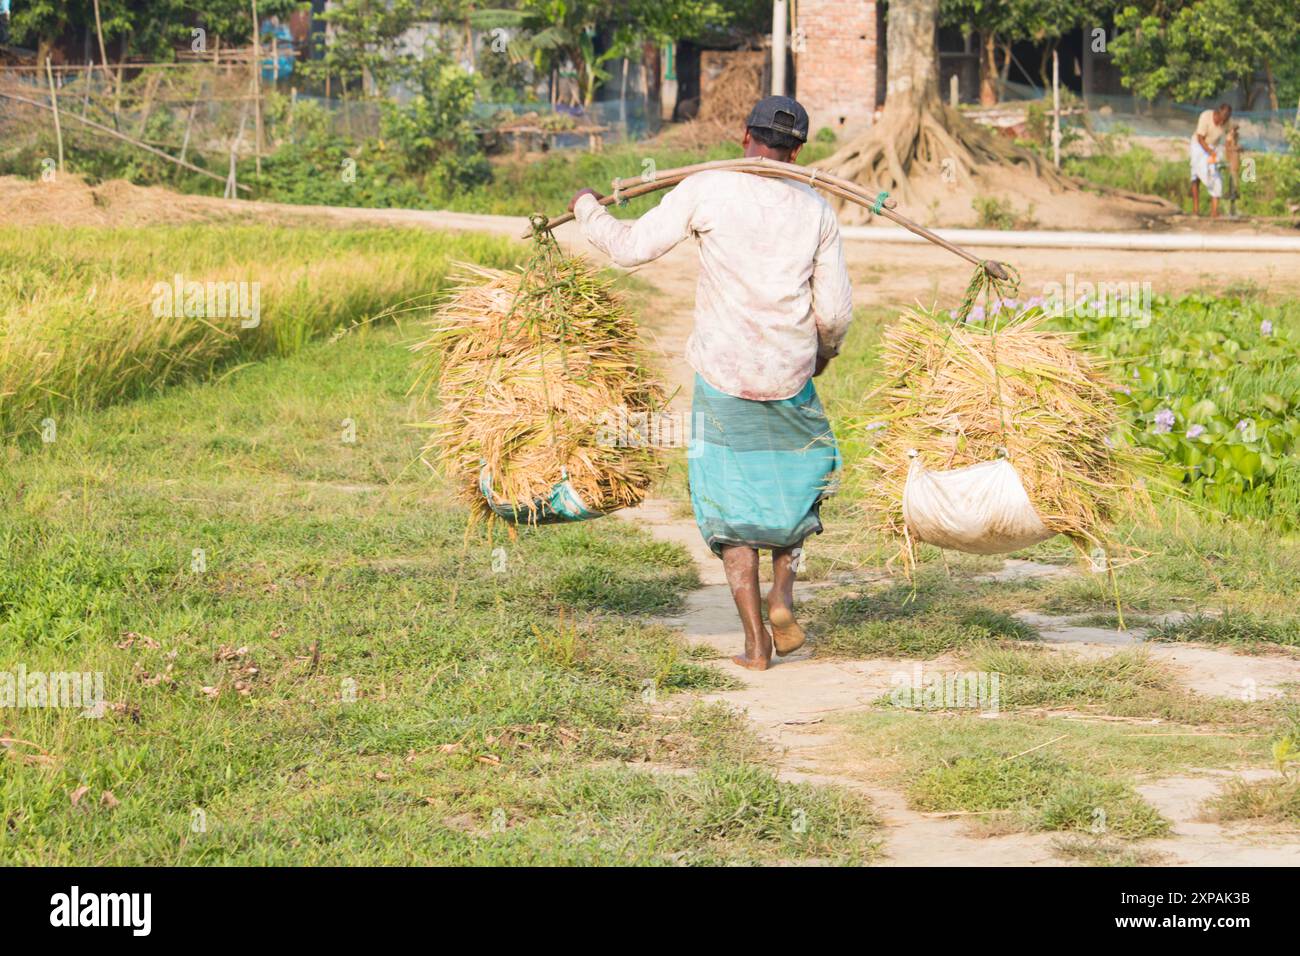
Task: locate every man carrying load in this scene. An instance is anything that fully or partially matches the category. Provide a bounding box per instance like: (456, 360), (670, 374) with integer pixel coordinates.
(568, 96), (854, 671)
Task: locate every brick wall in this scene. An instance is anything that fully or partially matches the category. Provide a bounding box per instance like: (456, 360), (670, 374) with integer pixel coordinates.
(794, 0), (878, 137)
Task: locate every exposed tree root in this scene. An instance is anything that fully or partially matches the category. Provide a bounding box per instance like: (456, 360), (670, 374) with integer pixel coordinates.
(815, 103), (1172, 224)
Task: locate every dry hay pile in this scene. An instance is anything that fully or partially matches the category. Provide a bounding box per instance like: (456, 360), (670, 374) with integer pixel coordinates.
(0, 174), (225, 227)
(413, 252), (667, 522)
(851, 305), (1151, 551)
(659, 57), (763, 149)
(697, 58), (763, 128)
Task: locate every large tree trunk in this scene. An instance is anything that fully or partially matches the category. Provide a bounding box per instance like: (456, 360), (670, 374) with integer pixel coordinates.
(816, 0), (1066, 215)
(979, 30), (999, 106)
(888, 0), (941, 116)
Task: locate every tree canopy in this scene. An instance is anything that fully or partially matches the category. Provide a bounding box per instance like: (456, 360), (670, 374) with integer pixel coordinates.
(1109, 0), (1300, 110)
(13, 0), (300, 63)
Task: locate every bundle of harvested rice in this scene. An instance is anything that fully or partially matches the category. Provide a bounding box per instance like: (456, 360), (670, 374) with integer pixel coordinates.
(849, 304), (1151, 555)
(412, 247), (667, 522)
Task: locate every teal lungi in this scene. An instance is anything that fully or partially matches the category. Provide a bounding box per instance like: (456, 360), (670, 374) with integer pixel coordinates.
(688, 373), (841, 558)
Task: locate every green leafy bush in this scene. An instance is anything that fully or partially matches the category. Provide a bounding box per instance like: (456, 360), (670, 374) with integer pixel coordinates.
(252, 100), (427, 208)
(378, 53), (490, 193)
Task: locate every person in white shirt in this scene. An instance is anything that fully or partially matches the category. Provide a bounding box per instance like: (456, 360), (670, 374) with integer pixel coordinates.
(1190, 103), (1232, 218)
(568, 96), (854, 671)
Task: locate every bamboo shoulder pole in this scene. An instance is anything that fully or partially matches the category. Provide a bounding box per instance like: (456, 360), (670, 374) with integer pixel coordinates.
(530, 157), (897, 233)
(523, 156), (1009, 279)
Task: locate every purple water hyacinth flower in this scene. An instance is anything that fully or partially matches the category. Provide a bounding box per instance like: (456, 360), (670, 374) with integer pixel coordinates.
(969, 304), (985, 323)
(1026, 295), (1045, 309)
(1260, 319), (1273, 336)
(990, 299), (1003, 315)
(1116, 385), (1131, 395)
(1187, 424), (1205, 439)
(1237, 419), (1250, 432)
(1153, 408), (1175, 433)
(949, 309), (958, 320)
(1003, 298), (1017, 310)
(866, 421), (886, 431)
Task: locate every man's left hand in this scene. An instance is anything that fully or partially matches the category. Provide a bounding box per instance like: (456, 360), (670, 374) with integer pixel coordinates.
(568, 188), (604, 212)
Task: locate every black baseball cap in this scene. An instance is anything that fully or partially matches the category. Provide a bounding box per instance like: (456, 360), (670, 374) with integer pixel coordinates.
(745, 95), (809, 143)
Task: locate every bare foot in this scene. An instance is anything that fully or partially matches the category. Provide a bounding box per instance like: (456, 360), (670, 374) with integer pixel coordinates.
(768, 601), (806, 656)
(732, 625), (773, 671)
(731, 653), (770, 671)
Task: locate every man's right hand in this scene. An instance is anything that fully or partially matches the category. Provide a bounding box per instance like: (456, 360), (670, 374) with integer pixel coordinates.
(568, 188), (604, 212)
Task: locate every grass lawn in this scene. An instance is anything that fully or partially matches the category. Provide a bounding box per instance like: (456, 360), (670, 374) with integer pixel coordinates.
(0, 237), (880, 864)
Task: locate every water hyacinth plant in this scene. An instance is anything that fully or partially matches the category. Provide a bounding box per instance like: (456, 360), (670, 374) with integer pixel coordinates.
(1058, 294), (1300, 524)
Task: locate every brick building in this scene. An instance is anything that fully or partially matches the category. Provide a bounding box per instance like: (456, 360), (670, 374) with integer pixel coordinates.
(793, 0), (884, 137)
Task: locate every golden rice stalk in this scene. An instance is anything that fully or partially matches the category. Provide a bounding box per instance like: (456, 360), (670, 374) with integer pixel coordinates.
(846, 305), (1153, 549)
(411, 256), (667, 520)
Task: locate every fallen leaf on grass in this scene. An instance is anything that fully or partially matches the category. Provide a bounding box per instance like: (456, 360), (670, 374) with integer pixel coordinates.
(116, 632), (161, 651)
(105, 701), (143, 723)
(100, 790), (119, 809)
(69, 786), (90, 808)
(137, 663), (176, 687)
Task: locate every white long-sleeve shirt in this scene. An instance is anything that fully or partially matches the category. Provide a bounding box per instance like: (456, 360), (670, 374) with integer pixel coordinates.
(574, 169), (854, 401)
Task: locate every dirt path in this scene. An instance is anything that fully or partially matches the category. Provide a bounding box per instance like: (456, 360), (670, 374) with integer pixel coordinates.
(603, 234), (1300, 867)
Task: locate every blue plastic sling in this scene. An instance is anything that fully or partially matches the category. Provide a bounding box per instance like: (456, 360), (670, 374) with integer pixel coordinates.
(477, 462), (606, 525)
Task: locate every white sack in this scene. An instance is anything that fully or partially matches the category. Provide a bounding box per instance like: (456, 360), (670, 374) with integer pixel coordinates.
(901, 455), (1055, 555)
